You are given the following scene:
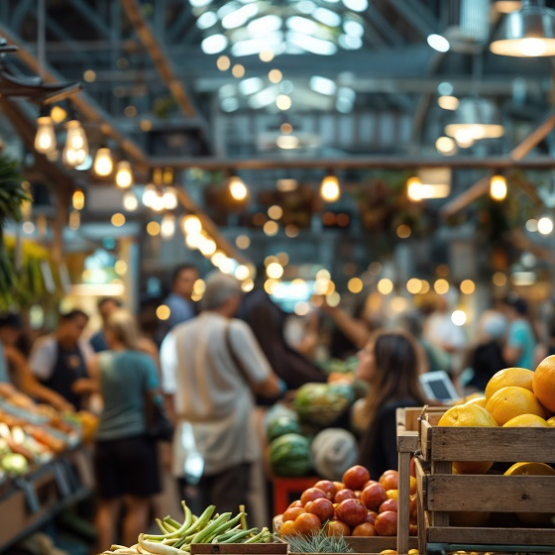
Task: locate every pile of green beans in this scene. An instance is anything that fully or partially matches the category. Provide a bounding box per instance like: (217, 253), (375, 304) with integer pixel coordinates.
(101, 501), (273, 555)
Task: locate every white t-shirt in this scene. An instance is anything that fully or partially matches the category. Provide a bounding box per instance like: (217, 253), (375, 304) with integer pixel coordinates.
(425, 312), (467, 351)
(161, 312), (271, 476)
(29, 335), (95, 380)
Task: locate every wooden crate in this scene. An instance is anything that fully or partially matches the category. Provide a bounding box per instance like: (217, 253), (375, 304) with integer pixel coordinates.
(416, 408), (555, 553)
(273, 515), (418, 553)
(191, 544), (287, 555)
(396, 407), (445, 555)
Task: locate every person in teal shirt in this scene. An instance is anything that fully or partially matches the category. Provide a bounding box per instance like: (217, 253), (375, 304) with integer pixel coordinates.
(89, 309), (161, 550)
(503, 296), (536, 370)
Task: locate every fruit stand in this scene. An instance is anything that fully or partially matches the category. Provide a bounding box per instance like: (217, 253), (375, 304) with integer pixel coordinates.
(415, 407), (555, 555)
(0, 447), (93, 551)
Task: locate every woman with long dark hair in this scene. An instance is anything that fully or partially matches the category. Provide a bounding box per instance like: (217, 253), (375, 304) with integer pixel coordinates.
(356, 330), (428, 477)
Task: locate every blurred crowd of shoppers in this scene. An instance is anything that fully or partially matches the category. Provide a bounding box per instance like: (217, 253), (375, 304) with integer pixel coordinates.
(0, 263), (552, 547)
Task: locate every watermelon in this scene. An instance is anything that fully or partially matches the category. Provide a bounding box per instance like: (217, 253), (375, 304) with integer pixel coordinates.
(294, 382), (354, 427)
(264, 403), (298, 431)
(266, 415), (301, 442)
(269, 433), (311, 477)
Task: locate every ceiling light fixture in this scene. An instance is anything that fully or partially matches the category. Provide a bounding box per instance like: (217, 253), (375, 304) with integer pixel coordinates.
(34, 106), (56, 154)
(320, 174), (341, 202)
(445, 97), (505, 142)
(490, 0), (555, 56)
(115, 160), (133, 188)
(93, 146), (113, 176)
(229, 175), (248, 201)
(63, 118), (88, 168)
(490, 174), (508, 201)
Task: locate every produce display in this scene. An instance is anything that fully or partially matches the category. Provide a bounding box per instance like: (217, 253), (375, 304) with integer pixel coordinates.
(101, 503), (272, 554)
(278, 465), (417, 538)
(294, 383), (354, 427)
(0, 386), (98, 476)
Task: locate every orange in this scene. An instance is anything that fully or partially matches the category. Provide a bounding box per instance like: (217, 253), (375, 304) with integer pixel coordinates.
(438, 405), (497, 474)
(386, 489), (398, 500)
(485, 368), (534, 400)
(465, 396), (486, 408)
(532, 356), (555, 413)
(486, 386), (547, 425)
(505, 462), (555, 526)
(503, 414), (548, 427)
(547, 416), (555, 428)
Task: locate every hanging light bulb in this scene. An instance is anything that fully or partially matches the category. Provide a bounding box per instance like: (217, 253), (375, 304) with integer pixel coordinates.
(72, 189), (85, 210)
(143, 184), (157, 208)
(490, 175), (508, 201)
(229, 176), (248, 201)
(63, 119), (89, 168)
(163, 187), (178, 210)
(407, 177), (423, 201)
(123, 190), (139, 211)
(152, 193), (165, 212)
(320, 175), (341, 202)
(116, 160), (133, 188)
(182, 215), (202, 235)
(34, 108), (56, 154)
(93, 146), (114, 176)
(161, 214), (176, 239)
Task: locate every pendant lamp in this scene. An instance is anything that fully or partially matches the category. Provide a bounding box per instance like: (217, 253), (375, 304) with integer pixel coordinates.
(490, 0), (555, 57)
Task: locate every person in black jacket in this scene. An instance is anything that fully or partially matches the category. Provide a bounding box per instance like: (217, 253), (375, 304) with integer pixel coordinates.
(356, 330), (428, 477)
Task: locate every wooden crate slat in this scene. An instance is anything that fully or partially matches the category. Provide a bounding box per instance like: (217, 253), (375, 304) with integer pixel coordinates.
(397, 431), (418, 453)
(345, 536), (418, 552)
(191, 545), (287, 554)
(426, 475), (555, 513)
(426, 427), (555, 463)
(427, 526), (555, 546)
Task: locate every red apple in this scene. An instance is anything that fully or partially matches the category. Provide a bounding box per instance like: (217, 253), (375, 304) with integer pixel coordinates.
(333, 481), (345, 492)
(335, 499), (367, 527)
(379, 499), (398, 514)
(283, 506), (305, 522)
(379, 472), (399, 491)
(335, 488), (356, 503)
(343, 465), (371, 491)
(363, 480), (379, 490)
(314, 480), (337, 500)
(409, 524), (418, 536)
(289, 500), (302, 508)
(307, 497), (334, 523)
(365, 511), (378, 524)
(324, 520), (350, 537)
(301, 488), (326, 507)
(304, 501), (314, 514)
(361, 483), (388, 511)
(374, 511), (398, 536)
(352, 523), (377, 537)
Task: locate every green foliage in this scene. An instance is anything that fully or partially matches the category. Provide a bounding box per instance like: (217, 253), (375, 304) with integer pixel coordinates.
(283, 528), (354, 554)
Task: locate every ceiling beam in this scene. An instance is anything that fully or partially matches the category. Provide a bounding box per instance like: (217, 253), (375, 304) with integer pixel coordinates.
(440, 108), (555, 217)
(386, 0), (437, 38)
(120, 0), (197, 118)
(145, 155), (555, 171)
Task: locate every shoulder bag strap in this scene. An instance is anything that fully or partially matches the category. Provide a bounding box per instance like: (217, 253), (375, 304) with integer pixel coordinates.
(225, 321), (251, 385)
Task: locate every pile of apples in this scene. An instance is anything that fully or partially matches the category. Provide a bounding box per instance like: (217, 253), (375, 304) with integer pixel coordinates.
(280, 465), (418, 537)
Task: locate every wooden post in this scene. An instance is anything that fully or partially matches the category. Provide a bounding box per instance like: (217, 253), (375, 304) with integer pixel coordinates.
(397, 451), (412, 554)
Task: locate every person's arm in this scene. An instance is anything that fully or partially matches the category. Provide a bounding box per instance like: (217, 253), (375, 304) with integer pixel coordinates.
(71, 342), (99, 395)
(322, 303), (370, 349)
(138, 337), (161, 373)
(230, 321), (281, 398)
(6, 346), (73, 412)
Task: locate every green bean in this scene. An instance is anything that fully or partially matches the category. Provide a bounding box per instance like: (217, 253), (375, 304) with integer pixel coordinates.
(213, 525), (242, 543)
(206, 512), (245, 542)
(190, 512), (232, 544)
(157, 519), (175, 534)
(144, 503), (193, 540)
(164, 517), (182, 530)
(139, 535), (188, 555)
(221, 528), (258, 544)
(244, 528), (270, 544)
(180, 505), (216, 538)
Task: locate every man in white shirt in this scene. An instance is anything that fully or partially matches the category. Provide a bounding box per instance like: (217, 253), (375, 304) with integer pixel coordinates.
(161, 272), (281, 513)
(30, 310), (95, 410)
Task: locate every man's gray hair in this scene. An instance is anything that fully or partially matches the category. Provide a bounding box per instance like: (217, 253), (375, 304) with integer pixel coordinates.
(201, 271), (242, 311)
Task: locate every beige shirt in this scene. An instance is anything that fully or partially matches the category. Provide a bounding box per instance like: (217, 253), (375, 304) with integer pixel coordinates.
(161, 312), (271, 476)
